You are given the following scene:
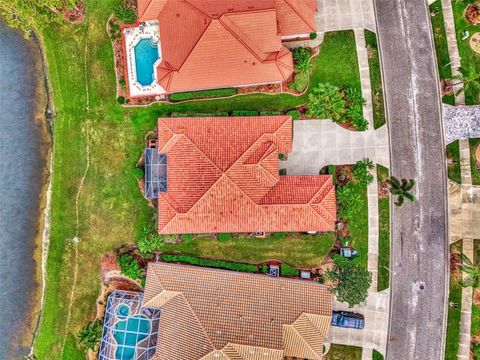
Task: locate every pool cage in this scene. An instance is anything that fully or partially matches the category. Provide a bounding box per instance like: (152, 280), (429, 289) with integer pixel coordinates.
(98, 290), (161, 360)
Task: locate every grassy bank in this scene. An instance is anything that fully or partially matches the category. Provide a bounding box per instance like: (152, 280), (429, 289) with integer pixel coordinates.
(452, 0), (480, 105)
(32, 1), (362, 358)
(364, 30), (386, 129)
(470, 138), (480, 185)
(447, 140), (462, 184)
(377, 165), (390, 291)
(445, 241), (463, 360)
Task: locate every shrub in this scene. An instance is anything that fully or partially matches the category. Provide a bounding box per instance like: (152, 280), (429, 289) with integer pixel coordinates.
(307, 83), (345, 121)
(337, 185), (363, 221)
(138, 234), (163, 255)
(343, 87), (368, 130)
(170, 88), (236, 101)
(326, 254), (372, 307)
(117, 254), (142, 279)
(352, 158), (374, 186)
(259, 111), (281, 116)
(280, 263), (299, 276)
(218, 233), (232, 242)
(182, 234), (193, 241)
(119, 78), (126, 87)
(309, 32), (318, 40)
(292, 47), (312, 73)
(160, 254), (258, 272)
(231, 110), (259, 116)
(289, 72), (309, 92)
(77, 319), (103, 352)
(170, 112), (229, 117)
(273, 232), (287, 239)
(278, 153), (286, 160)
(113, 5), (136, 24)
(286, 109), (301, 120)
(117, 96), (125, 104)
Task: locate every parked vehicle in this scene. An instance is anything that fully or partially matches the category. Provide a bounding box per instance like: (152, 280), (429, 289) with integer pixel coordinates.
(331, 311), (365, 329)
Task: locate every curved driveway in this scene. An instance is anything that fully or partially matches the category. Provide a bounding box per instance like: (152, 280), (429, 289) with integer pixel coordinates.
(373, 1), (449, 359)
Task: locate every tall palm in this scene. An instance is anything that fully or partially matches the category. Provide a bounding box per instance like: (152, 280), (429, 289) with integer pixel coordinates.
(458, 253), (480, 289)
(386, 176), (416, 207)
(452, 65), (480, 96)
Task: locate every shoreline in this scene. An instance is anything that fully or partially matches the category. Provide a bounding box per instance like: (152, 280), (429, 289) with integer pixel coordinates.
(5, 28), (55, 357)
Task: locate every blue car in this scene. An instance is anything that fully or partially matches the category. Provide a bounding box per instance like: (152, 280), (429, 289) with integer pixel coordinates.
(331, 311), (365, 329)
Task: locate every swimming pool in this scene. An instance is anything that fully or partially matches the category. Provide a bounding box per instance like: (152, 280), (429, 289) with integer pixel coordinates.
(134, 38), (159, 86)
(113, 304), (151, 359)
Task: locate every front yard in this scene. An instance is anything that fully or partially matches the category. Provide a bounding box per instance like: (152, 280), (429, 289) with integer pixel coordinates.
(33, 0), (365, 358)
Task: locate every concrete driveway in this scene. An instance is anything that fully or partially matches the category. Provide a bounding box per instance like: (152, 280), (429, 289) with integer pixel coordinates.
(282, 120), (389, 175)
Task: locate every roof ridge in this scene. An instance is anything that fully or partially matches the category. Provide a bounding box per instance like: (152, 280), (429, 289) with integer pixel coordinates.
(285, 323), (322, 359)
(283, 0), (317, 32)
(218, 14), (272, 62)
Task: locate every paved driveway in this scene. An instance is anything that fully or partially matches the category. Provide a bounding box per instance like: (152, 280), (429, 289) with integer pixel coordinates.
(282, 120), (389, 175)
(316, 0), (376, 32)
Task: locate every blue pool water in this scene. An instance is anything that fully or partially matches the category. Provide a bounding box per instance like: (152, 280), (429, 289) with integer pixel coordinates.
(134, 38), (159, 86)
(113, 305), (151, 359)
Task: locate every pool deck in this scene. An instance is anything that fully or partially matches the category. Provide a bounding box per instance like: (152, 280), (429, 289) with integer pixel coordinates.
(123, 21), (166, 98)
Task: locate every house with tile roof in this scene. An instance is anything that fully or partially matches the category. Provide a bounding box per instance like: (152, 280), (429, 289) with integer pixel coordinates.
(150, 115), (336, 234)
(143, 262), (333, 360)
(124, 0), (317, 96)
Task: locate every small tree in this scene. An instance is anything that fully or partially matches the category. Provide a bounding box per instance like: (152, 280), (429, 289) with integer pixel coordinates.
(337, 185), (363, 220)
(458, 253), (480, 289)
(352, 158), (374, 186)
(113, 4), (136, 24)
(77, 319), (103, 352)
(387, 176), (416, 207)
(326, 255), (372, 307)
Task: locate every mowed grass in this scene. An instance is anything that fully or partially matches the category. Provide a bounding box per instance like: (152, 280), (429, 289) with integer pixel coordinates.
(327, 344), (362, 359)
(452, 0), (480, 105)
(159, 233), (336, 269)
(445, 241), (463, 360)
(447, 140), (462, 184)
(364, 30), (386, 129)
(377, 165), (390, 291)
(472, 240), (480, 338)
(33, 1), (362, 358)
(470, 138), (480, 185)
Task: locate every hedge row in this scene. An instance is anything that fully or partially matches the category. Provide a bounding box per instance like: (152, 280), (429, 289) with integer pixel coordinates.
(280, 263), (300, 277)
(170, 112), (229, 118)
(170, 88), (237, 101)
(160, 254), (259, 273)
(169, 110), (302, 118)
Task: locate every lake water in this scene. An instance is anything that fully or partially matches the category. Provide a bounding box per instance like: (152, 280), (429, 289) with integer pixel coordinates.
(0, 20), (49, 359)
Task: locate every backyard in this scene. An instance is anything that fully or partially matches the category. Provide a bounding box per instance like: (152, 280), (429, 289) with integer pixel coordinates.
(33, 0), (365, 358)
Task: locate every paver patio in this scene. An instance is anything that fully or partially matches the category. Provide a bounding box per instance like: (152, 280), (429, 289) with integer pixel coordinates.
(282, 120), (389, 175)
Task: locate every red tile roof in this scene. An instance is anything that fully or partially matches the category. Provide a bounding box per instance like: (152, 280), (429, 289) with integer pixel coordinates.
(144, 262), (333, 360)
(157, 116), (336, 234)
(135, 0), (317, 93)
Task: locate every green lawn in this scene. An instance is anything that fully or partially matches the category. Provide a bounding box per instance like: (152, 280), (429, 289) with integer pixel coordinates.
(377, 165), (390, 291)
(470, 138), (480, 185)
(31, 1), (362, 358)
(445, 241), (463, 360)
(158, 233), (336, 269)
(364, 30), (386, 129)
(373, 350), (384, 360)
(327, 344), (362, 359)
(447, 140), (462, 184)
(430, 0), (453, 81)
(472, 240), (480, 338)
(452, 0), (480, 105)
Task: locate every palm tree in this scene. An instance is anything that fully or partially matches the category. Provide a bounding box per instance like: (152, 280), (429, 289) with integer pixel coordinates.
(77, 319), (103, 352)
(386, 176), (416, 207)
(452, 65), (480, 96)
(458, 253), (480, 289)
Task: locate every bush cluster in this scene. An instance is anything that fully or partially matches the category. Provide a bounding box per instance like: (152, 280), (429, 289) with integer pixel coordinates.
(170, 88), (236, 101)
(117, 254), (142, 280)
(286, 110), (301, 120)
(307, 83), (368, 130)
(231, 110), (259, 116)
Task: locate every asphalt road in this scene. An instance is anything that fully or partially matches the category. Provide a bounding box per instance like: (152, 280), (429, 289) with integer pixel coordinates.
(373, 1), (449, 359)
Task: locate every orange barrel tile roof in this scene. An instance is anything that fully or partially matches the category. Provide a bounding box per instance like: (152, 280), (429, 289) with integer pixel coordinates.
(144, 262), (333, 360)
(156, 116), (336, 234)
(135, 0), (317, 93)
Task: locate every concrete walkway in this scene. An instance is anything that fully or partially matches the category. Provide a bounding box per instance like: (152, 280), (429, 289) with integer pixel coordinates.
(327, 290), (389, 355)
(316, 0), (376, 33)
(282, 120), (389, 175)
(355, 29), (374, 130)
(367, 169), (379, 292)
